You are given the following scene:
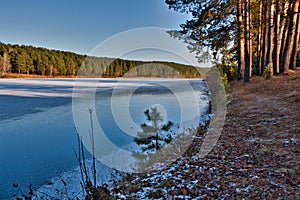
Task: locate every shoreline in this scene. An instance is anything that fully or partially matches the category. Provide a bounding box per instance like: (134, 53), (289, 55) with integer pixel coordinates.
(1, 74), (204, 80)
(103, 69), (300, 199)
(30, 80), (210, 199)
(31, 112), (212, 200)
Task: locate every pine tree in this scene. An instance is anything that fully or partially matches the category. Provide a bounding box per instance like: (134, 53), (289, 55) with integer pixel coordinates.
(134, 106), (173, 152)
(165, 0), (300, 80)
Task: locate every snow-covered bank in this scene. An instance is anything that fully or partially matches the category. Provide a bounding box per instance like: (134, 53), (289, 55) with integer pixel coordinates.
(32, 159), (119, 200)
(32, 114), (211, 200)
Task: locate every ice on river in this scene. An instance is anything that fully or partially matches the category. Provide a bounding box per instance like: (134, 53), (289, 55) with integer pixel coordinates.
(0, 78), (209, 199)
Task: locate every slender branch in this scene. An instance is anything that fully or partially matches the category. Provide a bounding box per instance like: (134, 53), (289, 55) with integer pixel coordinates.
(89, 108), (97, 187)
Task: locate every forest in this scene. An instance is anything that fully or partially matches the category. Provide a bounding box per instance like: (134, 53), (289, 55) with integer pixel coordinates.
(166, 0), (300, 82)
(1, 0), (299, 81)
(0, 42), (203, 78)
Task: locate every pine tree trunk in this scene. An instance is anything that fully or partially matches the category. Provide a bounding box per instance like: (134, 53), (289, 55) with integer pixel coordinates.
(0, 56), (4, 78)
(274, 0), (281, 74)
(262, 2), (269, 74)
(50, 64), (53, 77)
(237, 0), (245, 80)
(0, 53), (10, 77)
(248, 0), (253, 77)
(279, 1), (290, 73)
(257, 30), (261, 75)
(283, 0), (299, 73)
(244, 0), (250, 82)
(156, 132), (159, 150)
(258, 0), (264, 75)
(267, 0), (275, 77)
(290, 1), (300, 69)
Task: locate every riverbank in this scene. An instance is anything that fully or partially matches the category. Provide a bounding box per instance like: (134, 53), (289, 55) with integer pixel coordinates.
(105, 69), (300, 199)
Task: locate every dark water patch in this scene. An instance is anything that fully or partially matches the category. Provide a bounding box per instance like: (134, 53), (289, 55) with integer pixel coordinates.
(0, 95), (71, 121)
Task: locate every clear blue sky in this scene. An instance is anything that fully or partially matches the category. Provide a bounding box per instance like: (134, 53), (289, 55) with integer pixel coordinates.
(0, 0), (190, 55)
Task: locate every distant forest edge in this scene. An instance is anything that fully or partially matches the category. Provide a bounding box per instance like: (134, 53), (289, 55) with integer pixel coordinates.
(0, 42), (207, 78)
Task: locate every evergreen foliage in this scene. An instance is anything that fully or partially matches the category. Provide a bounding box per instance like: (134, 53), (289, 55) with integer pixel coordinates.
(134, 106), (173, 152)
(0, 42), (203, 78)
(166, 0), (300, 83)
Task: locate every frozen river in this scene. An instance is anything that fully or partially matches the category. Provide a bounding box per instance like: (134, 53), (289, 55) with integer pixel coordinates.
(0, 78), (209, 199)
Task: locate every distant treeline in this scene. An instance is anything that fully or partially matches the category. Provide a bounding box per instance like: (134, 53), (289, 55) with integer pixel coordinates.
(0, 42), (203, 78)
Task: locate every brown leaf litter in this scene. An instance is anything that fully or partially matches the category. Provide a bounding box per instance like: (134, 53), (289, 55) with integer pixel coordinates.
(105, 68), (300, 199)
